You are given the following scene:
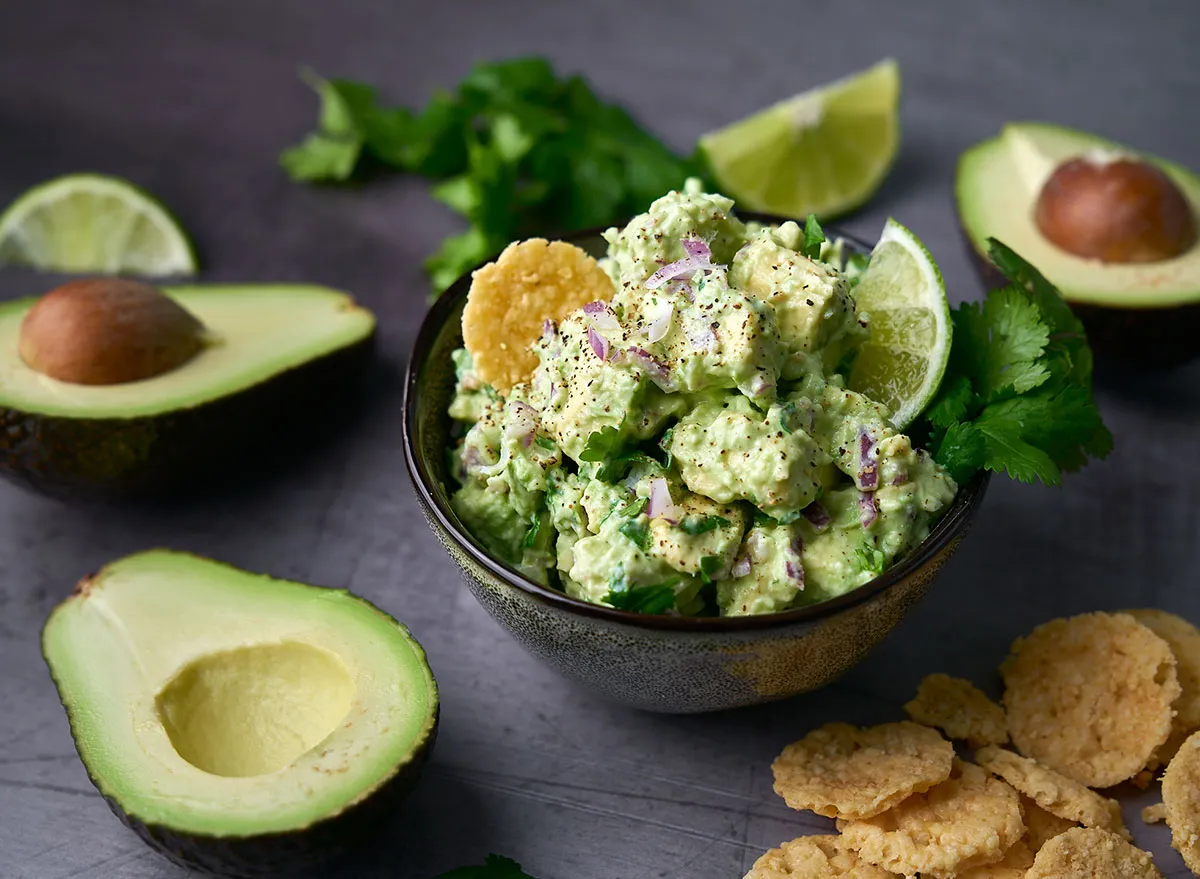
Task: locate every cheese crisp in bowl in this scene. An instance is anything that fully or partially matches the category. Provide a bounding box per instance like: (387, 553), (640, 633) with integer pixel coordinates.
(403, 182), (990, 711)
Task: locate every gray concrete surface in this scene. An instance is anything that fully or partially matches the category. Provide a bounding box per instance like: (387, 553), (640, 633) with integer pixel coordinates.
(1, 1), (1198, 876)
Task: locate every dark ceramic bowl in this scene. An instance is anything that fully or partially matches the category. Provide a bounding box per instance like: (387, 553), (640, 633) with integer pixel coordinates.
(403, 218), (990, 713)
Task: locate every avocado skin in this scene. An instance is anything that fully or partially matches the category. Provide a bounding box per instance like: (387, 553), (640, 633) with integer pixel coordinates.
(109, 711), (437, 878)
(962, 231), (1200, 369)
(0, 333), (374, 499)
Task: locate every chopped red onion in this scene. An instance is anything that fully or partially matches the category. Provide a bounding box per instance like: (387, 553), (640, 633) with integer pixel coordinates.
(508, 401), (538, 447)
(646, 255), (712, 289)
(858, 429), (879, 490)
(889, 469), (909, 486)
(626, 346), (673, 390)
(681, 236), (712, 261)
(462, 445), (484, 474)
(542, 318), (557, 340)
(731, 553), (752, 578)
(665, 278), (695, 301)
(745, 530), (768, 563)
(583, 300), (621, 333)
(647, 478), (682, 523)
(587, 326), (612, 361)
(859, 491), (878, 528)
(785, 538), (805, 586)
(645, 301), (674, 343)
(802, 503), (831, 530)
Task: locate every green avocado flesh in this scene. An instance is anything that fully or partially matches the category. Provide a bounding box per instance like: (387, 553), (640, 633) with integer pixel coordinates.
(42, 550), (437, 839)
(0, 284), (374, 418)
(957, 122), (1200, 308)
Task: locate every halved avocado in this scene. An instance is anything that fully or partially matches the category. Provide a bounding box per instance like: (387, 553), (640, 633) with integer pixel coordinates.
(42, 550), (438, 878)
(957, 122), (1200, 367)
(0, 284), (375, 498)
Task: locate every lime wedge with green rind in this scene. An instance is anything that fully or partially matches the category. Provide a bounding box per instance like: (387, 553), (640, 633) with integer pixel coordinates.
(0, 173), (197, 277)
(698, 58), (900, 219)
(848, 219), (951, 429)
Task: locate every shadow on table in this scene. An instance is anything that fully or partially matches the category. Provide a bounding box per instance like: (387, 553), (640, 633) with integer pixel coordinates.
(1095, 357), (1200, 414)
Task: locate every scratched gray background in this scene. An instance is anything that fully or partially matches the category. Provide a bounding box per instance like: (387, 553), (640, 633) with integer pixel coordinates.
(2, 1), (1199, 876)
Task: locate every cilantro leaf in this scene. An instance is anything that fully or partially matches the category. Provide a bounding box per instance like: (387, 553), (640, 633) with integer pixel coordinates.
(578, 425), (622, 463)
(680, 515), (731, 536)
(282, 57), (709, 295)
(619, 517), (650, 550)
(521, 512), (542, 549)
(625, 496), (649, 518)
(916, 241), (1111, 487)
(801, 214), (825, 260)
(596, 452), (657, 483)
(605, 582), (677, 614)
(698, 554), (722, 583)
(534, 435), (556, 451)
(854, 540), (885, 574)
(435, 854), (538, 879)
(924, 374), (978, 432)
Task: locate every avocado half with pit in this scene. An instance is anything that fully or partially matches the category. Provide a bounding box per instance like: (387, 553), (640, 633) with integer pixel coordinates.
(0, 279), (375, 498)
(42, 550), (438, 878)
(957, 122), (1200, 367)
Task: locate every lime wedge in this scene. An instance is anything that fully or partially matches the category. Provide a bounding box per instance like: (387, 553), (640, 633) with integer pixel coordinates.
(0, 173), (197, 276)
(847, 219), (951, 429)
(698, 59), (900, 219)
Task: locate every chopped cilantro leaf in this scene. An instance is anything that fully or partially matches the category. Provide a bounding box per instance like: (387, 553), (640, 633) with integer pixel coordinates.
(625, 496), (649, 518)
(435, 854), (538, 879)
(801, 213), (825, 260)
(854, 541), (885, 574)
(680, 515), (731, 536)
(698, 554), (722, 583)
(659, 427), (675, 471)
(605, 581), (678, 614)
(619, 517), (649, 550)
(917, 241), (1111, 487)
(579, 425), (622, 463)
(521, 512), (541, 549)
(596, 452), (656, 483)
(533, 434), (556, 451)
(752, 509), (778, 528)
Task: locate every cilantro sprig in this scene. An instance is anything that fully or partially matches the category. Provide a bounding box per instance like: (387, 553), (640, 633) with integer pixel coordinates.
(281, 58), (709, 294)
(917, 240), (1112, 486)
(605, 581), (678, 614)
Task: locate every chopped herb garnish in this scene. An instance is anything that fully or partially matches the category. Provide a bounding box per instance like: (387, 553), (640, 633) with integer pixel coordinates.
(619, 517), (649, 550)
(605, 581), (678, 614)
(533, 434), (556, 450)
(625, 496), (649, 518)
(801, 213), (825, 260)
(680, 515), (731, 536)
(522, 512), (541, 549)
(853, 541), (885, 574)
(579, 425), (622, 463)
(698, 554), (722, 583)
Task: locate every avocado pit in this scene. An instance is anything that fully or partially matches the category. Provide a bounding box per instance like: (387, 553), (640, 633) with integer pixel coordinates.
(1034, 154), (1197, 264)
(19, 277), (207, 385)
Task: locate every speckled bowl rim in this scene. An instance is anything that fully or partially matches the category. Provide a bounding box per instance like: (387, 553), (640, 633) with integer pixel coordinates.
(403, 214), (990, 633)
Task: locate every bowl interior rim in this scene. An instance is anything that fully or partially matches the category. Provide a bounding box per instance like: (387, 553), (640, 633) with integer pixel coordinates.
(403, 215), (989, 633)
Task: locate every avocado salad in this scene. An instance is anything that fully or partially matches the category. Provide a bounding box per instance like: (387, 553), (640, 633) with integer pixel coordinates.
(445, 182), (957, 617)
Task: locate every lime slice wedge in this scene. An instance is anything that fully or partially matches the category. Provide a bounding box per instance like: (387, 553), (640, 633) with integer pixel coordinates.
(698, 58), (900, 219)
(0, 173), (197, 276)
(847, 219), (951, 429)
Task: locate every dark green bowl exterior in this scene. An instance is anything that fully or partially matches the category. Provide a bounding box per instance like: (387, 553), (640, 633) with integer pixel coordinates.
(404, 221), (989, 713)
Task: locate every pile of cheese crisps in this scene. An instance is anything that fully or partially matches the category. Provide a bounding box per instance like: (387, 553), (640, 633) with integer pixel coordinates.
(749, 609), (1200, 878)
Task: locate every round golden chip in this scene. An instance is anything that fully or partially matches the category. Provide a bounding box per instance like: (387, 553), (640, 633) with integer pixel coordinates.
(903, 673), (1008, 748)
(743, 835), (893, 879)
(1126, 608), (1200, 764)
(1163, 730), (1200, 874)
(974, 746), (1128, 839)
(1020, 795), (1079, 852)
(953, 840), (1034, 879)
(839, 761), (1025, 878)
(462, 238), (614, 393)
(1001, 611), (1179, 787)
(1142, 803), (1167, 825)
(771, 721), (954, 820)
(1025, 827), (1162, 879)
